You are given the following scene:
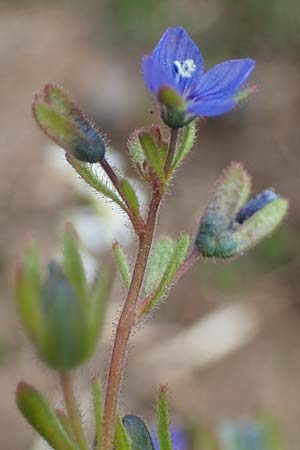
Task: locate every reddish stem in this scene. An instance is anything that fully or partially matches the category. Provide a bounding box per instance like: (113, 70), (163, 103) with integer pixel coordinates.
(102, 190), (161, 450)
(100, 158), (145, 235)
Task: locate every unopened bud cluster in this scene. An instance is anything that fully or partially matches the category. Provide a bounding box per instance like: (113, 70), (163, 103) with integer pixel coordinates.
(195, 163), (288, 258)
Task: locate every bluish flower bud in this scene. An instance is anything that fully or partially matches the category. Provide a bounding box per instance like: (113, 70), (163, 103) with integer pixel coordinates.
(236, 189), (279, 224)
(33, 84), (106, 163)
(196, 163), (288, 258)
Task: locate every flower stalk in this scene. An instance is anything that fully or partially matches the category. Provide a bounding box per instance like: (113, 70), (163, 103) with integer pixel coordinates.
(59, 372), (89, 450)
(100, 158), (146, 236)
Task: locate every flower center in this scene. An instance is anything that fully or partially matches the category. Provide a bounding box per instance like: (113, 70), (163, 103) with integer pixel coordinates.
(173, 59), (196, 78)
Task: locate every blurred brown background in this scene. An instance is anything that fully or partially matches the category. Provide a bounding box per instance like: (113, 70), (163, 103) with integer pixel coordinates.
(1, 0), (300, 448)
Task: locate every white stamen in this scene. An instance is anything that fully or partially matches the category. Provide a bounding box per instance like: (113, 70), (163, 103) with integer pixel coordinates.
(174, 59), (196, 78)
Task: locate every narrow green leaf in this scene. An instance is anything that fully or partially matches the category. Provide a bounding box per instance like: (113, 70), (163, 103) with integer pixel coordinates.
(143, 234), (190, 315)
(157, 386), (172, 450)
(171, 121), (197, 171)
(88, 265), (114, 354)
(235, 198), (288, 254)
(33, 102), (80, 149)
(16, 382), (78, 450)
(122, 415), (155, 450)
(204, 162), (251, 233)
(63, 223), (87, 306)
(120, 178), (140, 216)
(44, 84), (82, 120)
(128, 130), (145, 166)
(113, 242), (131, 290)
(139, 131), (164, 180)
(92, 380), (103, 450)
(15, 241), (42, 342)
(143, 237), (175, 295)
(66, 154), (127, 213)
(56, 409), (74, 441)
(114, 417), (132, 450)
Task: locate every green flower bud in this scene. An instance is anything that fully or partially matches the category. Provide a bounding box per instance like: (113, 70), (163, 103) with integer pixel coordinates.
(15, 226), (113, 371)
(196, 162), (288, 258)
(33, 84), (106, 163)
(39, 261), (88, 370)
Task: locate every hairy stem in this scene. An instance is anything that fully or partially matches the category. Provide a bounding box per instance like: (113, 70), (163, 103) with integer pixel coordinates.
(59, 372), (90, 450)
(102, 129), (179, 450)
(101, 158), (145, 235)
(102, 191), (161, 450)
(164, 128), (178, 177)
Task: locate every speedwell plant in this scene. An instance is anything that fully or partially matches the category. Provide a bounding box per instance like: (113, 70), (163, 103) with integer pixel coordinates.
(15, 27), (288, 450)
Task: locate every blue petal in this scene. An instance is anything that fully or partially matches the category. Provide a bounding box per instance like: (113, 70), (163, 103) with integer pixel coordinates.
(151, 27), (204, 93)
(142, 55), (179, 96)
(236, 189), (279, 224)
(188, 97), (236, 117)
(193, 58), (255, 101)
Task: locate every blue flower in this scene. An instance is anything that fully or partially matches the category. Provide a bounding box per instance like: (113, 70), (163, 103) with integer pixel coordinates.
(142, 27), (255, 128)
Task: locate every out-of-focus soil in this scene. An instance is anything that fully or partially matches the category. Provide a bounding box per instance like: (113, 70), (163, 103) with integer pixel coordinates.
(1, 4), (300, 450)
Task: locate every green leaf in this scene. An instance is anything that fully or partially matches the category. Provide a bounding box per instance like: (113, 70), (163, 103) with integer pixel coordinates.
(43, 84), (82, 119)
(33, 102), (80, 149)
(66, 153), (127, 213)
(235, 198), (288, 254)
(92, 380), (103, 450)
(204, 162), (251, 233)
(16, 382), (78, 450)
(88, 265), (114, 354)
(113, 241), (131, 290)
(63, 223), (87, 306)
(157, 386), (172, 450)
(122, 415), (155, 450)
(114, 417), (132, 450)
(120, 178), (140, 216)
(128, 130), (145, 166)
(15, 241), (42, 342)
(143, 237), (175, 295)
(141, 234), (190, 316)
(138, 131), (165, 180)
(171, 121), (197, 172)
